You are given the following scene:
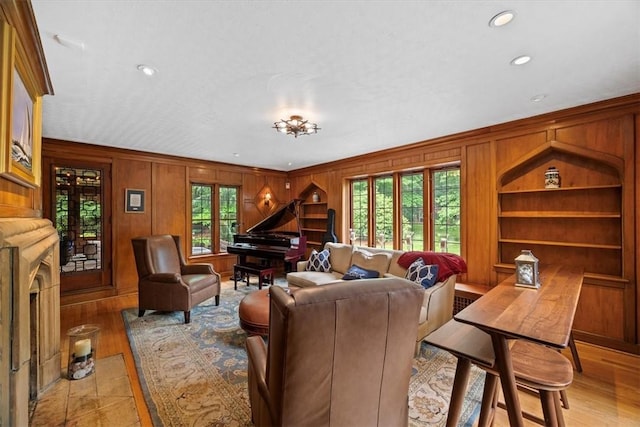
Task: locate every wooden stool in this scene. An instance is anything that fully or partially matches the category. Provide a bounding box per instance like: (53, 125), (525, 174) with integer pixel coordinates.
(424, 320), (573, 427)
(233, 263), (275, 290)
(479, 340), (574, 427)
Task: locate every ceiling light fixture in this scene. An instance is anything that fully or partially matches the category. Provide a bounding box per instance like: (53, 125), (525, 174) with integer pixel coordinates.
(531, 94), (547, 102)
(510, 55), (531, 66)
(489, 10), (515, 27)
(273, 115), (320, 138)
(137, 64), (157, 76)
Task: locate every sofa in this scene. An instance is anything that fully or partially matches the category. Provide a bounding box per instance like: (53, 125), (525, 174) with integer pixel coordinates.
(286, 242), (461, 356)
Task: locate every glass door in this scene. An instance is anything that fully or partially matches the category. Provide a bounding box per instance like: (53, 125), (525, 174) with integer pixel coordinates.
(44, 160), (112, 294)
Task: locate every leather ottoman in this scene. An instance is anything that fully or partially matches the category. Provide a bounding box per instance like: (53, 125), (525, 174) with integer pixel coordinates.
(239, 288), (270, 336)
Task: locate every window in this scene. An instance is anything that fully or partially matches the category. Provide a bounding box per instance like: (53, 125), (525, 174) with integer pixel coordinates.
(192, 184), (213, 255)
(432, 168), (460, 254)
(349, 166), (460, 254)
(191, 184), (239, 256)
(374, 176), (393, 249)
(219, 186), (238, 253)
(401, 172), (424, 251)
(350, 179), (368, 246)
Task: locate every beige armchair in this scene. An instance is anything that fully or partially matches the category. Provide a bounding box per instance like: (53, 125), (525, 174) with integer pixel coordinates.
(131, 235), (221, 324)
(246, 278), (424, 426)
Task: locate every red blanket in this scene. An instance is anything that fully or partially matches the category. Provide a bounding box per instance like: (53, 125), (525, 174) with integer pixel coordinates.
(397, 251), (467, 282)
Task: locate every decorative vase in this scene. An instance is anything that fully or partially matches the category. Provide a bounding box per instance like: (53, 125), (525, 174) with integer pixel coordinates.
(544, 166), (560, 189)
(312, 191), (320, 203)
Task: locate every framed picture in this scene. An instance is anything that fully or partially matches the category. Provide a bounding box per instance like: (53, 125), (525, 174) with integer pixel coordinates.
(0, 20), (42, 188)
(125, 189), (145, 213)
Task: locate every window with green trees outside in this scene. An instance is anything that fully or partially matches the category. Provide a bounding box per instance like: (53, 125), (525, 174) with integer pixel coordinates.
(191, 184), (238, 255)
(349, 166), (460, 255)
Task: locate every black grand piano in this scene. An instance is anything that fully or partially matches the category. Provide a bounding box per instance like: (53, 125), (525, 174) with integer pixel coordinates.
(227, 199), (307, 271)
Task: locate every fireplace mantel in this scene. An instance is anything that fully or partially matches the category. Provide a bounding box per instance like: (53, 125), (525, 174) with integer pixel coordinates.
(0, 218), (61, 426)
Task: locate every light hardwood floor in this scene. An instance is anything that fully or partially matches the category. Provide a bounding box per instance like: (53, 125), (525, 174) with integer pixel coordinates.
(57, 289), (640, 427)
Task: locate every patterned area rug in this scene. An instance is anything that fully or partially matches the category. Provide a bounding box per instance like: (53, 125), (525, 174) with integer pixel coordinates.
(123, 281), (484, 426)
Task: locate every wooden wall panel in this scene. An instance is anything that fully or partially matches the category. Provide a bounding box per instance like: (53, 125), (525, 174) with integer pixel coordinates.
(495, 131), (548, 174)
(555, 115), (631, 158)
(152, 163), (186, 237)
(574, 284), (625, 340)
(462, 142), (494, 284)
(114, 158), (153, 294)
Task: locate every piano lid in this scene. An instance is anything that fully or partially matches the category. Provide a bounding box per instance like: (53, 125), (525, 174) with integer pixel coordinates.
(246, 199), (303, 234)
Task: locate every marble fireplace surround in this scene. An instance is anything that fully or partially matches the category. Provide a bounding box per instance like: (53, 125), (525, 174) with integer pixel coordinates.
(0, 218), (61, 426)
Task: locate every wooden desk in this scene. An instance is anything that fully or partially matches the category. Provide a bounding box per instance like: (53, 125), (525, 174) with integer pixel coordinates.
(454, 264), (583, 427)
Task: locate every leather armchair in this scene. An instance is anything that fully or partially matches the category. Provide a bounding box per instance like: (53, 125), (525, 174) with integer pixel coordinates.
(246, 277), (424, 426)
(131, 235), (221, 324)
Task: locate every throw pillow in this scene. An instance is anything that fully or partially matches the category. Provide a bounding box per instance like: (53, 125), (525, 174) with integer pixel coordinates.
(405, 258), (439, 289)
(306, 249), (331, 272)
(342, 264), (380, 280)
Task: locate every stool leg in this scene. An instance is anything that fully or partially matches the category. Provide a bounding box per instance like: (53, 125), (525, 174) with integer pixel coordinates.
(559, 389), (569, 409)
(233, 267), (238, 290)
(569, 333), (582, 373)
(553, 391), (566, 427)
(445, 358), (471, 427)
(478, 373), (499, 427)
(539, 390), (559, 427)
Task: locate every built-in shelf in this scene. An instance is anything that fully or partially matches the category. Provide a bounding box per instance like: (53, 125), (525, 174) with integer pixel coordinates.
(498, 184), (621, 195)
(299, 185), (328, 253)
(499, 238), (621, 250)
(499, 211), (621, 218)
(301, 227), (325, 233)
(497, 146), (623, 280)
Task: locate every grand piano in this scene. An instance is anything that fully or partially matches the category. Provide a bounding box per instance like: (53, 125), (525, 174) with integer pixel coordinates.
(227, 199), (307, 271)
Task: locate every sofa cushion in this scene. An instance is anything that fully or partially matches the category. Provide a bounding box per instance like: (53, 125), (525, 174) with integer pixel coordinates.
(286, 271), (343, 288)
(306, 249), (331, 272)
(326, 242), (355, 274)
(357, 246), (407, 277)
(342, 264), (380, 280)
(405, 258), (439, 289)
(351, 249), (391, 277)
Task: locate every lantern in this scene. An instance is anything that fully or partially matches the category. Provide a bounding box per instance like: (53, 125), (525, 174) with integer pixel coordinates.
(514, 250), (540, 288)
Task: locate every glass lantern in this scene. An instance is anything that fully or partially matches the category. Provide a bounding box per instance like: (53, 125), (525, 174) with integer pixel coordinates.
(514, 250), (540, 288)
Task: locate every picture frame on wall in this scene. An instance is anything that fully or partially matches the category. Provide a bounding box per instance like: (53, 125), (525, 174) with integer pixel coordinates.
(0, 20), (42, 188)
(125, 188), (145, 213)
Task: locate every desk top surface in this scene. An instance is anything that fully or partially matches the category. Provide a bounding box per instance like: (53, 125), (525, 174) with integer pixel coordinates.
(454, 264), (583, 348)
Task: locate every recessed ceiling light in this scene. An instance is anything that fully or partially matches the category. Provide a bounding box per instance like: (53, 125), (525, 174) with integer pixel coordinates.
(137, 64), (157, 76)
(510, 55), (531, 66)
(489, 10), (515, 27)
(531, 94), (547, 102)
(233, 153), (240, 157)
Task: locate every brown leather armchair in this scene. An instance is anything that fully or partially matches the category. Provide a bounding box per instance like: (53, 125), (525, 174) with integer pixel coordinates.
(246, 277), (424, 426)
(131, 235), (221, 324)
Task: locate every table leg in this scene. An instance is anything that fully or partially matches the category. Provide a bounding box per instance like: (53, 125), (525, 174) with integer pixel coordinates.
(445, 357), (471, 427)
(490, 333), (524, 427)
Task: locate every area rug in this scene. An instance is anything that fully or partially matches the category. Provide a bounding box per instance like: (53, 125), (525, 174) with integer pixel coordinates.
(123, 281), (485, 426)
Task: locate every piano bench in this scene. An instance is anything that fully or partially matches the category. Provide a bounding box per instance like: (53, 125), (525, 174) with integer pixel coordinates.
(234, 263), (275, 290)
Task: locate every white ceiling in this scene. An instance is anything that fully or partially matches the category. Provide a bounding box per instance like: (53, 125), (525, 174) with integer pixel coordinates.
(31, 1), (640, 172)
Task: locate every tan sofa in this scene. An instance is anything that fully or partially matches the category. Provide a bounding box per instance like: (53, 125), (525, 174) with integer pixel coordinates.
(286, 242), (457, 356)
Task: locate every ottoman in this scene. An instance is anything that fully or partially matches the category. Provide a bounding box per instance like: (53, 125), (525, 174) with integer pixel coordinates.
(238, 288), (270, 336)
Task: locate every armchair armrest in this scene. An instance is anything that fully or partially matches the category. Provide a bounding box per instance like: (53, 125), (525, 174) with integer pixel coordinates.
(182, 263), (215, 275)
(246, 336), (276, 425)
(147, 272), (181, 283)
